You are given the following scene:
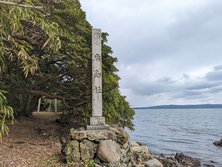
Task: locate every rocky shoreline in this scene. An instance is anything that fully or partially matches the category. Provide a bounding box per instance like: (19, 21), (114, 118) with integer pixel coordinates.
(213, 139), (222, 147)
(61, 127), (218, 167)
(156, 153), (218, 167)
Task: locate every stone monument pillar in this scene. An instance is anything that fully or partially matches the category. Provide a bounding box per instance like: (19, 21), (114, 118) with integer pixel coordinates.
(87, 28), (109, 130)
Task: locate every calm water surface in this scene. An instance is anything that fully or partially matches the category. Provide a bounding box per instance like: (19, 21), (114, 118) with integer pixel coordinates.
(128, 109), (222, 166)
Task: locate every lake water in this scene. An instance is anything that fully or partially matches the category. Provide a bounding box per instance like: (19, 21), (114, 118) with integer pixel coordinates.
(128, 109), (222, 167)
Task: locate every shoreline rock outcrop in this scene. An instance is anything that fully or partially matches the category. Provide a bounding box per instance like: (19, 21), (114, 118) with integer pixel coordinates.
(157, 153), (201, 167)
(213, 139), (222, 147)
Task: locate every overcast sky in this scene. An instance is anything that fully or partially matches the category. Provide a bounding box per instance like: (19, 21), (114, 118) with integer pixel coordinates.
(81, 0), (222, 107)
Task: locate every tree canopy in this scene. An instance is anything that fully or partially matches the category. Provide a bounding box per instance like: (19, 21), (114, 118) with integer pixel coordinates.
(0, 0), (135, 138)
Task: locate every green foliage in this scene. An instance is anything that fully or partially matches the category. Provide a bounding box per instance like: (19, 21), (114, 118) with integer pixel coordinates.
(0, 2), (60, 76)
(0, 0), (134, 130)
(89, 160), (95, 167)
(0, 0), (60, 136)
(0, 90), (14, 141)
(102, 33), (134, 130)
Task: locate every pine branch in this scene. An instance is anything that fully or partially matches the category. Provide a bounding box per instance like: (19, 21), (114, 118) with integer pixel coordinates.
(0, 1), (43, 9)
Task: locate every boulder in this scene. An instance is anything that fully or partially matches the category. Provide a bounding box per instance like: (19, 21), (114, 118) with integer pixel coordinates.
(64, 140), (80, 162)
(213, 139), (222, 147)
(97, 140), (121, 163)
(131, 145), (151, 161)
(80, 140), (97, 161)
(111, 128), (129, 145)
(145, 158), (164, 167)
(175, 153), (201, 167)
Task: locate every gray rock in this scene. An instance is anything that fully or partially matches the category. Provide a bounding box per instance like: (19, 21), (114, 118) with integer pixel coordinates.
(60, 137), (67, 153)
(130, 145), (151, 161)
(131, 145), (150, 154)
(213, 139), (222, 147)
(122, 141), (130, 150)
(175, 153), (201, 167)
(87, 130), (114, 141)
(70, 129), (87, 141)
(97, 140), (121, 163)
(130, 140), (140, 147)
(157, 156), (179, 167)
(80, 139), (97, 161)
(111, 128), (129, 145)
(145, 158), (164, 167)
(64, 140), (80, 162)
(203, 164), (215, 167)
(70, 129), (116, 142)
(95, 164), (103, 167)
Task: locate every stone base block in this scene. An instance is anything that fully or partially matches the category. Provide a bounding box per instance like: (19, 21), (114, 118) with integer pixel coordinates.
(90, 116), (106, 125)
(87, 124), (110, 130)
(87, 116), (109, 130)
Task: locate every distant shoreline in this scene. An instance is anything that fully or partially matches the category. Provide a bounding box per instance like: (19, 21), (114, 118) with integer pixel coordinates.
(134, 104), (222, 109)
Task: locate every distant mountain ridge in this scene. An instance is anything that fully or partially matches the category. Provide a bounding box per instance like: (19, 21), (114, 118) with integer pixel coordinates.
(134, 104), (222, 109)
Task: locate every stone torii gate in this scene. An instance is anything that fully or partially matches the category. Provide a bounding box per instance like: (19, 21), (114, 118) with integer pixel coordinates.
(87, 28), (109, 130)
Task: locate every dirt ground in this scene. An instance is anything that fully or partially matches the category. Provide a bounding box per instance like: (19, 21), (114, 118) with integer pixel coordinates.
(0, 112), (79, 167)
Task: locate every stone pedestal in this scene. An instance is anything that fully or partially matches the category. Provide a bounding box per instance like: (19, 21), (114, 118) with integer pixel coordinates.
(87, 117), (109, 130)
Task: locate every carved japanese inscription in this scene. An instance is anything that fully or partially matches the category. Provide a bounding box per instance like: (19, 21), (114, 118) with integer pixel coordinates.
(92, 28), (103, 117)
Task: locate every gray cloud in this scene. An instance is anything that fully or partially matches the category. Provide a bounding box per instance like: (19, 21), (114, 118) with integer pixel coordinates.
(206, 70), (222, 81)
(214, 65), (222, 71)
(81, 0), (222, 106)
(187, 83), (217, 90)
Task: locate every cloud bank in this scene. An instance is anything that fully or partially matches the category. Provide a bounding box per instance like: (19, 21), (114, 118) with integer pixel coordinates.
(81, 0), (222, 107)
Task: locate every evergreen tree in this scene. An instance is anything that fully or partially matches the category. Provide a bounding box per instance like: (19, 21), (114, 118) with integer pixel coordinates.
(0, 0), (135, 132)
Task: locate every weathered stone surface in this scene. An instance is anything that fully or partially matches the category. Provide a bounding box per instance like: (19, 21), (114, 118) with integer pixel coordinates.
(130, 145), (149, 153)
(70, 129), (116, 142)
(111, 128), (129, 145)
(130, 140), (140, 147)
(175, 153), (201, 167)
(97, 140), (121, 163)
(70, 129), (87, 141)
(122, 141), (130, 151)
(156, 153), (205, 167)
(80, 140), (97, 161)
(87, 124), (110, 130)
(157, 157), (182, 167)
(130, 145), (152, 163)
(91, 28), (103, 122)
(131, 146), (151, 157)
(87, 130), (110, 141)
(64, 140), (80, 162)
(157, 156), (178, 167)
(145, 158), (164, 167)
(213, 139), (222, 147)
(60, 137), (67, 153)
(89, 116), (105, 125)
